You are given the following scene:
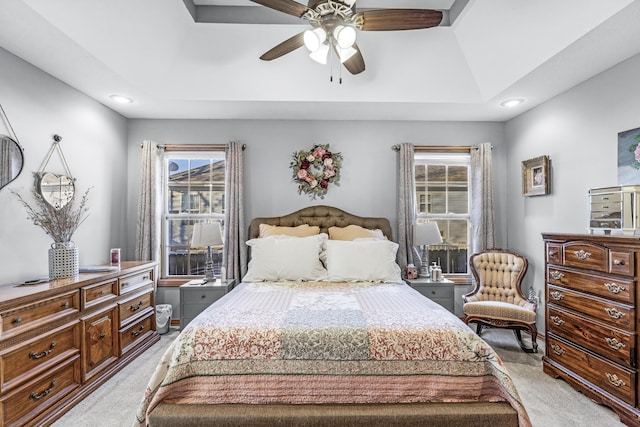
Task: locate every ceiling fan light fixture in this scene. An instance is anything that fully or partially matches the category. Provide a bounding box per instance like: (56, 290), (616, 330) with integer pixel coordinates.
(309, 43), (330, 64)
(334, 25), (356, 49)
(337, 46), (357, 63)
(304, 28), (327, 52)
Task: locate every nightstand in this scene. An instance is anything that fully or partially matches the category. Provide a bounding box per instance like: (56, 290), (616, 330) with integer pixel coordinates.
(180, 279), (236, 329)
(406, 277), (455, 313)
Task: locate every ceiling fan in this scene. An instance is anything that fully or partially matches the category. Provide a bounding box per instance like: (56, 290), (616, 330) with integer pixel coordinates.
(250, 0), (443, 75)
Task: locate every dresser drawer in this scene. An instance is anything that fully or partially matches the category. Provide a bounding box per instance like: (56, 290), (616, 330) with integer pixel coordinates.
(119, 269), (154, 295)
(546, 243), (562, 265)
(119, 312), (155, 356)
(562, 241), (608, 272)
(81, 279), (118, 309)
(0, 354), (80, 427)
(547, 334), (636, 406)
(610, 250), (635, 276)
(547, 306), (633, 367)
(548, 285), (634, 330)
(182, 288), (227, 304)
(118, 289), (154, 327)
(0, 291), (79, 338)
(547, 266), (634, 304)
(0, 322), (80, 394)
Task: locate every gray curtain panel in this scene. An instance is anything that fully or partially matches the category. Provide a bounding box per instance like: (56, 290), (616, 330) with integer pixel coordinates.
(223, 141), (247, 281)
(470, 142), (496, 254)
(397, 143), (419, 271)
(135, 140), (162, 262)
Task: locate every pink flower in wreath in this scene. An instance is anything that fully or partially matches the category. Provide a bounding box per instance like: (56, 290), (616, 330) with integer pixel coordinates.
(322, 151), (332, 160)
(320, 179), (329, 188)
(313, 147), (326, 158)
(297, 169), (308, 179)
(634, 143), (640, 163)
(309, 179), (318, 188)
(300, 159), (310, 169)
(324, 168), (335, 178)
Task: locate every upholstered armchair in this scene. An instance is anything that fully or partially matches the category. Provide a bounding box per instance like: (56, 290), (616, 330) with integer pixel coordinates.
(462, 249), (538, 353)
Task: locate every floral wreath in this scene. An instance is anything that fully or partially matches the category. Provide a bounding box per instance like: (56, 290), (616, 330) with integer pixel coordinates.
(290, 144), (343, 199)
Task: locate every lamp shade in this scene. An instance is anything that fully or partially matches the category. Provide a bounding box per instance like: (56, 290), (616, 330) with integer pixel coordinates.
(413, 222), (443, 246)
(191, 222), (223, 247)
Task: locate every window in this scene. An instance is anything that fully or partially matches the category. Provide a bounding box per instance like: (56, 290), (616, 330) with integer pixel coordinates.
(414, 152), (471, 275)
(162, 149), (225, 277)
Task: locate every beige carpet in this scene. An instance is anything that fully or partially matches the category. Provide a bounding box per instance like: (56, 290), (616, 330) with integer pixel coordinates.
(52, 328), (625, 427)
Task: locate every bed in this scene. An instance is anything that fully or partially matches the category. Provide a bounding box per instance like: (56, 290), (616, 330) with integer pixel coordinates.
(135, 206), (531, 427)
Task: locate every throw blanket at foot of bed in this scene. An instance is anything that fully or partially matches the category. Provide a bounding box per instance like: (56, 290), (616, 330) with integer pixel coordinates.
(134, 281), (531, 427)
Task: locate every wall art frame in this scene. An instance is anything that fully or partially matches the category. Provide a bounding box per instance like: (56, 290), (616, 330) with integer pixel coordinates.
(522, 155), (550, 197)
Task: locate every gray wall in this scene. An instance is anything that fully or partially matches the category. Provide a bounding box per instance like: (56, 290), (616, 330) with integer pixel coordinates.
(505, 52), (640, 333)
(0, 48), (128, 284)
(126, 120), (508, 260)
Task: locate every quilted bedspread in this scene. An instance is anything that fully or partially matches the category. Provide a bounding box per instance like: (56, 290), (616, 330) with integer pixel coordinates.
(134, 281), (531, 426)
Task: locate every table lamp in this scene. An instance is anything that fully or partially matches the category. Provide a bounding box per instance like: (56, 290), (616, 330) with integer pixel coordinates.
(191, 222), (223, 282)
(413, 222), (443, 278)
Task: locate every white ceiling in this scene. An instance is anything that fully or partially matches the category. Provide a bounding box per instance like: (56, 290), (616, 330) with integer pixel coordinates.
(1, 0), (640, 121)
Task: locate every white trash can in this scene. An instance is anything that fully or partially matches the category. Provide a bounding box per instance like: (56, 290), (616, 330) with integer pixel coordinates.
(156, 304), (172, 335)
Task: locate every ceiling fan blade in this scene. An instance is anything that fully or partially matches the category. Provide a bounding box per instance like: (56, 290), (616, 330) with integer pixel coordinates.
(249, 0), (311, 18)
(260, 32), (306, 61)
(342, 44), (365, 75)
(356, 9), (443, 31)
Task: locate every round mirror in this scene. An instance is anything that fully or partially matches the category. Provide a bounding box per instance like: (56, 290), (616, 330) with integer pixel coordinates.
(36, 172), (75, 209)
(0, 134), (24, 189)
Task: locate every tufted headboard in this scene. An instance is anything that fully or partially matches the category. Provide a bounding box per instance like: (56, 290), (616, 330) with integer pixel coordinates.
(249, 205), (393, 241)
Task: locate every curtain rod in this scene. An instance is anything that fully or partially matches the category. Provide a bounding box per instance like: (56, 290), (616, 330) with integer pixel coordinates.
(140, 143), (246, 151)
(391, 144), (492, 152)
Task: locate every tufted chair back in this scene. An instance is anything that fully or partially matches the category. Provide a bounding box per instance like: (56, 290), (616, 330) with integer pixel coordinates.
(466, 250), (532, 309)
(462, 248), (538, 353)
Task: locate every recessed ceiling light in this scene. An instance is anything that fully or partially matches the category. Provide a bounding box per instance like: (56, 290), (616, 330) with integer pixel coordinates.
(500, 98), (524, 108)
(110, 95), (133, 104)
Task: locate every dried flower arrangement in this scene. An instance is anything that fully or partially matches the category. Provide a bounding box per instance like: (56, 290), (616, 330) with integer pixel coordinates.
(13, 188), (91, 243)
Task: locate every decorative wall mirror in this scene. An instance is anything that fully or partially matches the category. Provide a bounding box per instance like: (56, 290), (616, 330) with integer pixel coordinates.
(36, 134), (75, 209)
(0, 105), (24, 190)
(0, 135), (24, 189)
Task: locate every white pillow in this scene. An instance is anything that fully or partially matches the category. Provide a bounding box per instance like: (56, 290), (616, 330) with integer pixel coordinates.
(324, 239), (402, 282)
(243, 234), (328, 282)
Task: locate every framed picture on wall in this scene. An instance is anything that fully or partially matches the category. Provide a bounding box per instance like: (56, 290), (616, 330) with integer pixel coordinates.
(522, 155), (550, 196)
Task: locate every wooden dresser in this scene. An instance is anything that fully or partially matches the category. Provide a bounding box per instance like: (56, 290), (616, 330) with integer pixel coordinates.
(0, 261), (159, 427)
(542, 233), (640, 426)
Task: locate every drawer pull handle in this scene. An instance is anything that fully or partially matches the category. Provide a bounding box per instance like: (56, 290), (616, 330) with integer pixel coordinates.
(550, 316), (565, 326)
(143, 274), (150, 281)
(122, 282), (129, 288)
(606, 373), (626, 388)
(604, 283), (626, 294)
(61, 301), (69, 309)
(131, 325), (145, 337)
(29, 342), (56, 359)
(99, 290), (105, 296)
(548, 249), (558, 257)
(550, 291), (564, 301)
(613, 259), (625, 266)
(30, 380), (56, 400)
(574, 249), (591, 260)
(13, 316), (22, 324)
(99, 333), (106, 339)
(551, 344), (565, 356)
(605, 337), (626, 350)
(604, 307), (625, 319)
(130, 301), (144, 311)
(550, 271), (564, 280)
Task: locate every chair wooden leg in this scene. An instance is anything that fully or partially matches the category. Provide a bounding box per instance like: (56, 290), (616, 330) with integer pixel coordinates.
(513, 328), (538, 353)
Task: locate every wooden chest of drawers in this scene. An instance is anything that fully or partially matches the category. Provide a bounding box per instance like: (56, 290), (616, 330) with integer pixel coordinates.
(0, 261), (159, 427)
(542, 233), (640, 426)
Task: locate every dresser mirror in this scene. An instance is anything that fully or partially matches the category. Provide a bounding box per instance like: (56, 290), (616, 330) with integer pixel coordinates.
(0, 134), (24, 190)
